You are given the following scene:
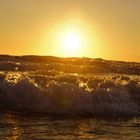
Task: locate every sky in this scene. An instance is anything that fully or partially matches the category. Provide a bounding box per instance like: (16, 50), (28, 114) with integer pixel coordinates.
(0, 0), (140, 61)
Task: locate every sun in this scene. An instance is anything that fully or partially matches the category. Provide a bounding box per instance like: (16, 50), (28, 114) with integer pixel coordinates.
(41, 20), (98, 57)
(62, 31), (81, 51)
(59, 30), (83, 57)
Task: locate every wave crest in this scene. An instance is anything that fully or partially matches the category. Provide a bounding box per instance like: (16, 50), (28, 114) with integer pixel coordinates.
(0, 71), (140, 117)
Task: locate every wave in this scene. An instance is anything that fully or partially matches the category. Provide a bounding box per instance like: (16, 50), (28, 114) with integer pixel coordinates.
(0, 56), (140, 75)
(0, 71), (140, 117)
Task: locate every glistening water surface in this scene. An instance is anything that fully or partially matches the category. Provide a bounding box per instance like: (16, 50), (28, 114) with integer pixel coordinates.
(0, 112), (140, 140)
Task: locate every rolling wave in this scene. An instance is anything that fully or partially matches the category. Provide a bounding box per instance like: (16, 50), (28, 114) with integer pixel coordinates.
(0, 70), (140, 117)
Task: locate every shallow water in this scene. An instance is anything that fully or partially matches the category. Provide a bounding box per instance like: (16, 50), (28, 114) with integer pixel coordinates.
(0, 112), (140, 140)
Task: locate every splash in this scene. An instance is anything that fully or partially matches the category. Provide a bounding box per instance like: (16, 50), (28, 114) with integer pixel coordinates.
(0, 71), (140, 117)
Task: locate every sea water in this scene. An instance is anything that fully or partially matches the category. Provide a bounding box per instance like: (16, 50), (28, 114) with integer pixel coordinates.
(0, 56), (140, 139)
(0, 112), (140, 140)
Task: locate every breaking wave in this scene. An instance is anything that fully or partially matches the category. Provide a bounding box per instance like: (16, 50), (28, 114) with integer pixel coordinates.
(0, 70), (140, 117)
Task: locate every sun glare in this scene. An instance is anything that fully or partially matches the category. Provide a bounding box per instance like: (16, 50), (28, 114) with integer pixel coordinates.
(61, 31), (82, 53)
(41, 19), (99, 57)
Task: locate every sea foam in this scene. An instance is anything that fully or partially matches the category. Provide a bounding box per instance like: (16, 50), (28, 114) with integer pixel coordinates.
(0, 71), (140, 117)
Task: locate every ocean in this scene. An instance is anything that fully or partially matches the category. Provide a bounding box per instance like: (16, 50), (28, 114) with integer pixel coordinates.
(0, 112), (140, 140)
(0, 55), (140, 139)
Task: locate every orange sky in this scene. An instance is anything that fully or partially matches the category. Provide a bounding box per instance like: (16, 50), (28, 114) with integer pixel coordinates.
(0, 0), (140, 61)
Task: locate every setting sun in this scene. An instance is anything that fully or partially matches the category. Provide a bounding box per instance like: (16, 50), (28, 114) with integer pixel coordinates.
(40, 21), (101, 58)
(60, 30), (82, 55)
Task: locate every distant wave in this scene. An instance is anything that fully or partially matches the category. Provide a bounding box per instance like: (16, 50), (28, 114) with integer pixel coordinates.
(0, 70), (140, 117)
(0, 56), (140, 75)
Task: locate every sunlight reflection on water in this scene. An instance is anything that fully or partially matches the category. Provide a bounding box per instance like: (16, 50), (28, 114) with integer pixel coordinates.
(0, 112), (140, 140)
